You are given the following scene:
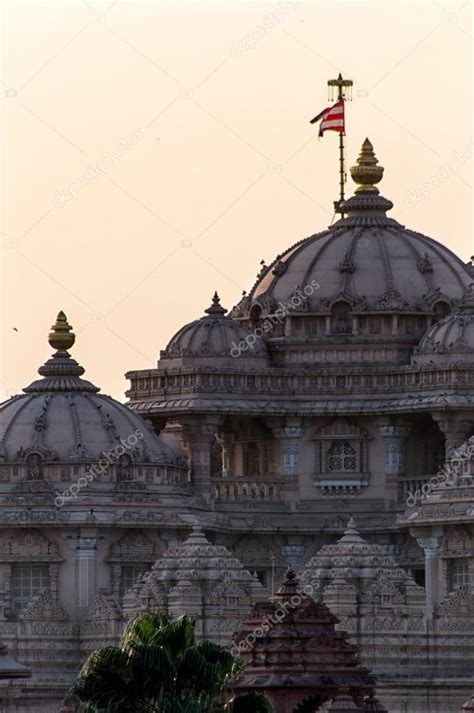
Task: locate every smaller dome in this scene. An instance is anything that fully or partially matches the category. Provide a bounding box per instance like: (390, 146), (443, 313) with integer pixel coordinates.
(160, 293), (269, 368)
(0, 312), (186, 467)
(415, 286), (474, 365)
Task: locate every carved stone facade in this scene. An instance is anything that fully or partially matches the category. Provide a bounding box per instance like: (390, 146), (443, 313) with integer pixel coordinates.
(1, 144), (474, 711)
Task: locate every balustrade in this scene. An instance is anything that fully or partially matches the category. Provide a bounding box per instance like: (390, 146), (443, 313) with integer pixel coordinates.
(211, 477), (282, 502)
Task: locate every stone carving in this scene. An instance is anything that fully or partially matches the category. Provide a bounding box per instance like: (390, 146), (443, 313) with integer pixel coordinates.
(435, 586), (474, 617)
(418, 252), (434, 274)
(338, 252), (355, 274)
(375, 288), (409, 311)
(86, 590), (122, 621)
(19, 591), (69, 622)
(0, 530), (59, 559)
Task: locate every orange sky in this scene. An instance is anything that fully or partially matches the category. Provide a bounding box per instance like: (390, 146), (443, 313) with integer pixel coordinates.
(1, 0), (472, 401)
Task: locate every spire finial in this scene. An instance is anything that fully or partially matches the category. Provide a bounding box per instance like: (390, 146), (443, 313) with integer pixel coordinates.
(204, 292), (227, 317)
(338, 516), (364, 544)
(350, 138), (384, 194)
(48, 311), (75, 352)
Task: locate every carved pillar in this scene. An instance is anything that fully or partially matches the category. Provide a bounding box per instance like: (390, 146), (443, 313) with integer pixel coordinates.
(71, 529), (99, 615)
(269, 418), (305, 507)
(271, 421), (305, 477)
(432, 412), (473, 453)
(377, 424), (411, 476)
(414, 529), (443, 619)
(377, 422), (411, 502)
(179, 416), (220, 500)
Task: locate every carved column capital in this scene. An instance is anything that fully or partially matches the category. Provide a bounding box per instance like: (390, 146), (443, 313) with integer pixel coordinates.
(376, 422), (411, 477)
(269, 419), (305, 478)
(431, 412), (473, 453)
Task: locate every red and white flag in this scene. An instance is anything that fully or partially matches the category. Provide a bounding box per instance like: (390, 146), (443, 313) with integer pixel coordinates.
(310, 99), (345, 137)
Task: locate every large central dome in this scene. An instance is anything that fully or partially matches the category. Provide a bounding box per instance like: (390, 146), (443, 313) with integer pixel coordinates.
(234, 140), (471, 320)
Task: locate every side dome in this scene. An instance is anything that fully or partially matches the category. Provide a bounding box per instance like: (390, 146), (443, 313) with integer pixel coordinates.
(414, 285), (474, 365)
(233, 140), (472, 321)
(159, 293), (269, 368)
(0, 312), (187, 469)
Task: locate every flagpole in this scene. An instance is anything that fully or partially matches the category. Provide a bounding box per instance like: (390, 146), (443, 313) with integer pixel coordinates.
(328, 73), (353, 218)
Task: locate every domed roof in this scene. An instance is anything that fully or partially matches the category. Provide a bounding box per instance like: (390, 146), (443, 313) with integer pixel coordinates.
(0, 312), (184, 465)
(234, 140), (471, 318)
(414, 285), (474, 364)
(160, 293), (269, 367)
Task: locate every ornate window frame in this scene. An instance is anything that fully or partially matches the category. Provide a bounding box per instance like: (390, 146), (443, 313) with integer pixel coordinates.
(313, 419), (370, 495)
(0, 530), (62, 618)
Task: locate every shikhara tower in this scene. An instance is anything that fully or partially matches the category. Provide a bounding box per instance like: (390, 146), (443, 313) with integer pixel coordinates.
(1, 141), (474, 713)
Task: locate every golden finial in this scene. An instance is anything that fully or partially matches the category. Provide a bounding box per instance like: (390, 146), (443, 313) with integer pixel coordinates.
(48, 311), (75, 352)
(350, 138), (384, 194)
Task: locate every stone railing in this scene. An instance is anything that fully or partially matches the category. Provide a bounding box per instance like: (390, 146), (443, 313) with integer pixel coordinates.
(399, 475), (434, 503)
(212, 477), (282, 502)
(126, 365), (474, 402)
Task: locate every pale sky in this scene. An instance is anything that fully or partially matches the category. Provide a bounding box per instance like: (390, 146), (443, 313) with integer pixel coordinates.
(1, 0), (472, 401)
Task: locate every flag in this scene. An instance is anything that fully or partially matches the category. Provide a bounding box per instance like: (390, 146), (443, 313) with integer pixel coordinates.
(310, 99), (345, 137)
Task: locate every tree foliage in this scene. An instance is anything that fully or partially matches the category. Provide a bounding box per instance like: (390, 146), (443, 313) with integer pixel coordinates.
(71, 612), (272, 713)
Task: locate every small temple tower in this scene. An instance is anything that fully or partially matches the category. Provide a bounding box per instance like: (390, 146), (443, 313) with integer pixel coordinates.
(232, 568), (375, 712)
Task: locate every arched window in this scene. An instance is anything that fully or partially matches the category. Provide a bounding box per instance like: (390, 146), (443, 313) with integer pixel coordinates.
(432, 301), (451, 323)
(249, 305), (262, 324)
(331, 301), (352, 335)
(406, 419), (445, 476)
(210, 439), (223, 476)
(117, 454), (132, 482)
(26, 452), (43, 480)
(243, 443), (261, 476)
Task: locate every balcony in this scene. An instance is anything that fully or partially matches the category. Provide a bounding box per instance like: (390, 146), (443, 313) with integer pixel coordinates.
(212, 477), (282, 502)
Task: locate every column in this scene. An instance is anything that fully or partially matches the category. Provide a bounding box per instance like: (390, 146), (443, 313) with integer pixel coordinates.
(72, 529), (99, 615)
(377, 424), (411, 476)
(273, 423), (305, 477)
(414, 529), (443, 619)
(377, 422), (411, 502)
(179, 416), (220, 500)
(270, 418), (305, 506)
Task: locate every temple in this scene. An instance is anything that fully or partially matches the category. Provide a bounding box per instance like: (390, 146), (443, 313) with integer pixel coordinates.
(1, 140), (473, 712)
